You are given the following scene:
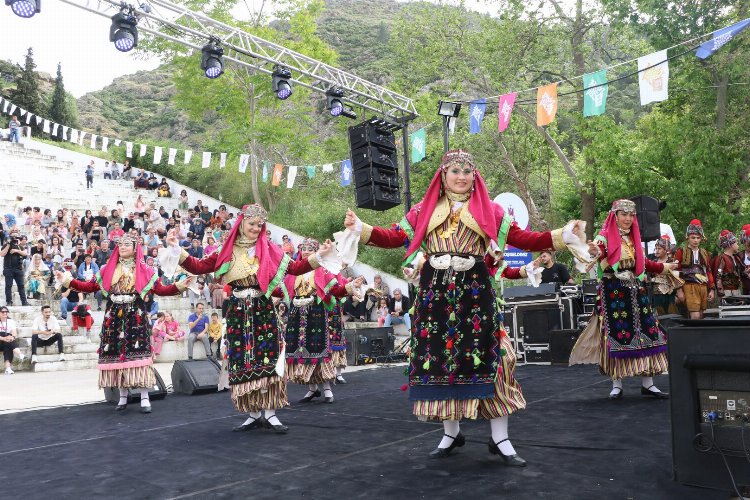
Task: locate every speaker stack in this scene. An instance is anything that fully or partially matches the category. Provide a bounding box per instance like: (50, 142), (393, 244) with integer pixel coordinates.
(348, 118), (401, 211)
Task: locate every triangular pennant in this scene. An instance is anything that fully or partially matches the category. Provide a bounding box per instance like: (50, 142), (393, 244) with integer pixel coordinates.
(410, 128), (426, 163)
(43, 119), (51, 134)
(262, 161), (269, 182)
(306, 165), (316, 178)
(9, 105), (17, 115)
(52, 123), (59, 136)
(25, 113), (33, 124)
(70, 129), (79, 143)
(696, 18), (750, 59)
(114, 139), (121, 146)
(322, 163), (334, 172)
(35, 115), (41, 125)
(61, 126), (68, 141)
(340, 159), (352, 186)
(78, 131), (86, 146)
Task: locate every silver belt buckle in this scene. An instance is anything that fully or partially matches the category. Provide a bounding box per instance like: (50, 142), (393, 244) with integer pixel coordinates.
(293, 297), (314, 307)
(233, 288), (262, 299)
(111, 294), (136, 304)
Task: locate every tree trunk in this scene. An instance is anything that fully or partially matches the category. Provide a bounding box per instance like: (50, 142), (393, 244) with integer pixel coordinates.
(496, 135), (550, 230)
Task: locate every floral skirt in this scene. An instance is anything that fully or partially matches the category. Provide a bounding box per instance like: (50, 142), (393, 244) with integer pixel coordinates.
(285, 301), (335, 384)
(97, 299), (154, 389)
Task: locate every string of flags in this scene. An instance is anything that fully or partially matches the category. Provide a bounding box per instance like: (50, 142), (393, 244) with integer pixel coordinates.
(0, 94), (356, 189)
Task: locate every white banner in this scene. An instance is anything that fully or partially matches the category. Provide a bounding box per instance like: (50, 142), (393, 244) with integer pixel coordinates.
(9, 105), (17, 115)
(78, 131), (86, 146)
(286, 165), (298, 188)
(126, 142), (133, 158)
(70, 129), (78, 143)
(35, 115), (42, 125)
(101, 137), (109, 152)
(61, 126), (68, 141)
(52, 123), (59, 136)
(25, 113), (32, 124)
(638, 49), (669, 105)
(153, 146), (163, 164)
(43, 119), (51, 134)
(168, 148), (177, 165)
(114, 139), (121, 146)
(322, 163), (334, 172)
(18, 108), (25, 117)
(90, 134), (97, 149)
(239, 154), (249, 173)
(184, 150), (192, 165)
(219, 152), (226, 169)
(2, 101), (7, 113)
(202, 152), (212, 169)
(139, 144), (147, 157)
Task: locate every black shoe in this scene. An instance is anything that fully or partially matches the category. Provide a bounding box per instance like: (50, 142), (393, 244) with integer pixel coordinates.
(641, 385), (669, 399)
(609, 387), (623, 400)
(488, 438), (527, 467)
(115, 403), (127, 411)
(262, 418), (289, 434)
(335, 375), (347, 384)
(140, 404), (152, 414)
(232, 416), (265, 432)
(298, 389), (321, 403)
(429, 432), (466, 458)
(21, 302), (30, 306)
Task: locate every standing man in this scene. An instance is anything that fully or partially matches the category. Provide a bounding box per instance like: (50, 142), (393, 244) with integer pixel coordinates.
(675, 219), (714, 319)
(31, 305), (65, 363)
(1, 228), (29, 306)
(85, 161), (94, 189)
(187, 302), (211, 359)
(537, 251), (574, 285)
(8, 115), (21, 142)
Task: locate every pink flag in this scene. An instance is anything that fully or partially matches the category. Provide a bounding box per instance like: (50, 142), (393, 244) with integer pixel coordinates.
(497, 92), (517, 133)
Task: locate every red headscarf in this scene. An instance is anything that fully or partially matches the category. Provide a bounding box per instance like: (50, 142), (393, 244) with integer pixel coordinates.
(597, 199), (645, 276)
(214, 205), (287, 295)
(96, 238), (156, 299)
(405, 150), (502, 258)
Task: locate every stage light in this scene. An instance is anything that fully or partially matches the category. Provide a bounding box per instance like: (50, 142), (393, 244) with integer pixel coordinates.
(437, 100), (461, 117)
(325, 87), (356, 119)
(6, 0), (40, 18)
(272, 66), (293, 100)
(110, 11), (138, 52)
(201, 42), (224, 79)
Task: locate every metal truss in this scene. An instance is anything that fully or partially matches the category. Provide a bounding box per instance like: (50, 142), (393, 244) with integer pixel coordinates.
(58, 0), (418, 120)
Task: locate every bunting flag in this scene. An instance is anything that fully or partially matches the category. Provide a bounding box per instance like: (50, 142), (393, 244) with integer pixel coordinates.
(262, 161), (269, 182)
(340, 159), (352, 186)
(9, 105), (16, 115)
(410, 128), (426, 164)
(287, 165), (298, 188)
(114, 139), (121, 146)
(306, 165), (315, 178)
(18, 108), (25, 117)
(202, 152), (212, 169)
(51, 123), (59, 136)
(638, 50), (669, 105)
(184, 150), (193, 164)
(125, 141), (133, 158)
(101, 137), (109, 152)
(25, 113), (32, 124)
(696, 18), (750, 59)
(43, 119), (51, 134)
(2, 101), (8, 113)
(536, 83), (559, 126)
(272, 164), (283, 186)
(497, 92), (517, 133)
(219, 152), (227, 169)
(35, 115), (41, 125)
(153, 146), (163, 164)
(583, 70), (608, 117)
(89, 134), (97, 149)
(61, 126), (68, 141)
(239, 154), (249, 173)
(322, 163), (334, 172)
(70, 129), (79, 144)
(469, 99), (486, 134)
(139, 143), (147, 157)
(78, 131), (86, 146)
(168, 148), (177, 165)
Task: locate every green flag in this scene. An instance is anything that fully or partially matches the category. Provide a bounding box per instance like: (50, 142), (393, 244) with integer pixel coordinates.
(262, 161), (270, 182)
(410, 128), (426, 164)
(306, 165), (315, 178)
(583, 70), (608, 117)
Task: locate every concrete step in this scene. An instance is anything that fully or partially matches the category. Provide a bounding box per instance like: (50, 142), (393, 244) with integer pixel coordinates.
(32, 358), (98, 372)
(33, 352), (98, 363)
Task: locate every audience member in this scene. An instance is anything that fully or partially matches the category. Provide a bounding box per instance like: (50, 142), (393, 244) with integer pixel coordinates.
(207, 312), (222, 358)
(144, 294), (159, 325)
(30, 305), (64, 363)
(147, 173), (159, 190)
(103, 161), (112, 179)
(8, 115), (21, 142)
(85, 161), (94, 189)
(385, 289), (412, 331)
(93, 240), (112, 265)
(538, 251), (573, 285)
(366, 273), (391, 319)
(178, 190), (189, 210)
(0, 306), (24, 374)
(152, 311), (185, 357)
(157, 178), (171, 197)
(26, 253), (51, 299)
(376, 297), (389, 327)
(190, 217), (206, 241)
(2, 228), (29, 306)
(59, 286), (80, 321)
(281, 234), (294, 256)
(188, 238), (204, 258)
(71, 303), (94, 338)
(187, 302), (211, 359)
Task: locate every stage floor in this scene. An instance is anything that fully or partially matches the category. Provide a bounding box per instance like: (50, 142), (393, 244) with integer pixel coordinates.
(0, 364), (731, 500)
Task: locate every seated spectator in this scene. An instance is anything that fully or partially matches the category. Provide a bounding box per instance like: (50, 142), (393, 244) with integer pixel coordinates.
(26, 253), (52, 299)
(152, 311), (185, 357)
(178, 190), (189, 210)
(30, 305), (64, 363)
(366, 273), (391, 319)
(107, 209), (122, 232)
(47, 236), (65, 268)
(112, 161), (120, 180)
(158, 206), (169, 220)
(157, 179), (171, 197)
(218, 205), (229, 221)
(86, 239), (100, 258)
(376, 297), (389, 327)
(188, 276), (211, 305)
(134, 169), (149, 189)
(188, 238), (203, 259)
(187, 302), (211, 359)
(144, 227), (160, 249)
(146, 256), (161, 277)
(71, 303), (94, 337)
(146, 205), (166, 236)
(134, 194), (146, 213)
(88, 220), (105, 244)
(60, 286), (80, 321)
(209, 209), (223, 227)
(133, 213), (145, 234)
(204, 236), (218, 256)
(144, 294), (159, 325)
(122, 159), (132, 179)
(95, 206), (109, 229)
(147, 173), (159, 190)
(190, 217), (206, 241)
(199, 205), (212, 224)
(0, 306), (25, 374)
(93, 239), (112, 265)
(41, 209), (53, 228)
(108, 222), (125, 241)
(30, 238), (47, 260)
(343, 275), (368, 321)
(209, 277), (225, 310)
(78, 254), (99, 280)
(207, 312), (222, 358)
(277, 302), (289, 333)
(122, 213), (135, 233)
(210, 223), (223, 242)
(281, 235), (294, 256)
(385, 289), (412, 331)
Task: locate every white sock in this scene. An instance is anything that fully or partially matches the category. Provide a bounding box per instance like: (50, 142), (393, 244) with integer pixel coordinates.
(490, 416), (516, 455)
(336, 367), (342, 376)
(610, 378), (623, 396)
(642, 376), (659, 392)
(323, 381), (333, 398)
(264, 409), (281, 426)
(304, 384), (318, 398)
(140, 388), (150, 407)
(118, 388), (128, 406)
(438, 419), (461, 449)
(242, 411), (262, 426)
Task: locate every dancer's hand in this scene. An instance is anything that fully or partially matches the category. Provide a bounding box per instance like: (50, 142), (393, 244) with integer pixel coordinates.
(176, 275), (193, 289)
(663, 262), (678, 272)
(708, 289), (715, 302)
(166, 228), (179, 247)
(351, 276), (364, 289)
(587, 241), (600, 257)
(344, 209), (358, 230)
(318, 239), (335, 258)
(675, 288), (685, 304)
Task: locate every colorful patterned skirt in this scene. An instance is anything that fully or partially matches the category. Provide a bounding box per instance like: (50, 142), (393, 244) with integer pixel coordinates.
(225, 291), (287, 412)
(97, 298), (155, 389)
(285, 299), (335, 384)
(598, 276), (668, 379)
(410, 258), (525, 421)
(328, 302), (347, 368)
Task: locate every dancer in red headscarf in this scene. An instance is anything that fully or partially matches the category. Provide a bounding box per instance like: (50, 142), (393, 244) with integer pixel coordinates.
(574, 200), (677, 400)
(55, 235), (190, 413)
(343, 149), (582, 465)
(163, 204), (336, 433)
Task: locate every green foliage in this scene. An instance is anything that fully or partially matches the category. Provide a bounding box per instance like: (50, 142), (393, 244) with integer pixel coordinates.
(11, 48), (42, 116)
(48, 63), (78, 138)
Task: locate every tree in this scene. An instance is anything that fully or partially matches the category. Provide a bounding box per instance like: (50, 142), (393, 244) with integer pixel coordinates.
(48, 63), (73, 140)
(12, 47), (40, 115)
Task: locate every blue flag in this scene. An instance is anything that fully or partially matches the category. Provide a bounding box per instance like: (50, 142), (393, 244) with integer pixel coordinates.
(469, 99), (486, 134)
(340, 159), (352, 187)
(696, 18), (750, 59)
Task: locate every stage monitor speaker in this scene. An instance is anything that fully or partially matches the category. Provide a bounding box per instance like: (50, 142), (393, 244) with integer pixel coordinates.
(629, 195), (661, 241)
(104, 367), (167, 403)
(581, 279), (598, 296)
(355, 183), (401, 211)
(171, 359), (221, 395)
(667, 319), (750, 492)
(550, 329), (581, 365)
(505, 283), (559, 302)
(515, 304), (562, 344)
(344, 326), (395, 365)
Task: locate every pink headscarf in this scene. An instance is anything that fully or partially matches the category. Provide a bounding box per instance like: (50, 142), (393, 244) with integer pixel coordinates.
(406, 150), (502, 258)
(96, 239), (156, 299)
(598, 199), (645, 277)
(214, 205), (287, 294)
(282, 243), (344, 302)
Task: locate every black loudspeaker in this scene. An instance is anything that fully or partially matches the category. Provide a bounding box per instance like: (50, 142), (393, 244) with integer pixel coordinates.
(550, 329), (581, 365)
(348, 119), (401, 212)
(171, 359), (221, 395)
(582, 279), (599, 296)
(667, 319), (750, 492)
(629, 195), (662, 241)
(104, 367), (167, 403)
(344, 326), (395, 365)
(504, 283), (559, 302)
(515, 303), (562, 344)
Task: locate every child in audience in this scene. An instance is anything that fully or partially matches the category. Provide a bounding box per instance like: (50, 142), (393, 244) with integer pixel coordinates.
(376, 297), (389, 327)
(208, 312), (222, 358)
